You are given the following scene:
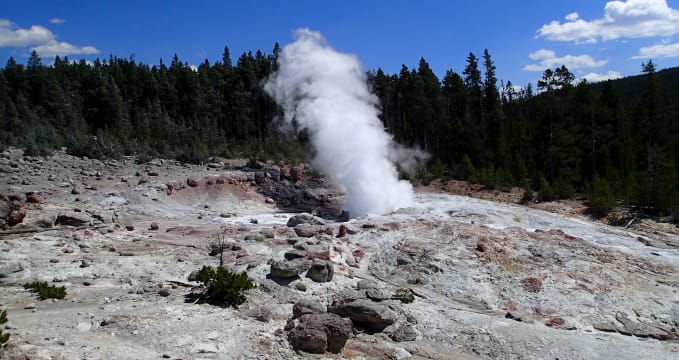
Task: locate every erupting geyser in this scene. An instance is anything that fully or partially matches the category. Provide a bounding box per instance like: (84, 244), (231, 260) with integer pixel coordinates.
(264, 28), (424, 217)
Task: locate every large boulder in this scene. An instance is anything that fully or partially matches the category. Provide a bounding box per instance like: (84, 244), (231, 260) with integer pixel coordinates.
(292, 299), (327, 319)
(287, 313), (352, 354)
(306, 260), (334, 283)
(294, 223), (321, 238)
(287, 213), (325, 227)
(329, 299), (397, 332)
(270, 259), (306, 278)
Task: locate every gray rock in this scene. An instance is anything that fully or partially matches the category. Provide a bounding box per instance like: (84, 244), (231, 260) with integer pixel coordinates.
(389, 324), (417, 342)
(55, 212), (91, 227)
(270, 259), (306, 278)
(243, 307), (272, 322)
(188, 270), (198, 282)
(287, 313), (352, 354)
(158, 288), (171, 297)
(294, 223), (320, 238)
(284, 249), (308, 261)
(0, 199), (10, 219)
(293, 299), (327, 319)
(329, 299), (397, 332)
(306, 260), (334, 283)
(287, 213), (325, 227)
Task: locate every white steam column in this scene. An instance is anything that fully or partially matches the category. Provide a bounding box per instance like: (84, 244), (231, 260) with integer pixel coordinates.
(264, 29), (418, 217)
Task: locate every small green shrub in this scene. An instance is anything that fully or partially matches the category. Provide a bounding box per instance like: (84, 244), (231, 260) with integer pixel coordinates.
(23, 281), (66, 300)
(194, 266), (255, 307)
(0, 310), (9, 349)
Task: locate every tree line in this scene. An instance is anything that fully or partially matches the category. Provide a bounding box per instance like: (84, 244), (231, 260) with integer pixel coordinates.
(0, 46), (677, 216)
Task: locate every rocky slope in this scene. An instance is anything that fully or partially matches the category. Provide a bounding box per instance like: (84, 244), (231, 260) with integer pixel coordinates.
(1, 148), (678, 359)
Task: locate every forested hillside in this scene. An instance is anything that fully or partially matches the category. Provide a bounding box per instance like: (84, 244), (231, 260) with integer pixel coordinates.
(0, 47), (677, 216)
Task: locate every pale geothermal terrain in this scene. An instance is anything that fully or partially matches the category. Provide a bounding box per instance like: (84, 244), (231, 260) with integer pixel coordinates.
(1, 148), (679, 359)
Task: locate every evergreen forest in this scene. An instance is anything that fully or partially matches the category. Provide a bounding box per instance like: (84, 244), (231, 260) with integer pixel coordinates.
(0, 46), (677, 216)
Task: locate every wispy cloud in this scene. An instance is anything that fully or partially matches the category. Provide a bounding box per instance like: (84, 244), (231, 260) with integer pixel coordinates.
(32, 40), (99, 57)
(633, 42), (679, 58)
(49, 17), (65, 25)
(536, 0), (679, 43)
(523, 48), (607, 72)
(0, 18), (98, 57)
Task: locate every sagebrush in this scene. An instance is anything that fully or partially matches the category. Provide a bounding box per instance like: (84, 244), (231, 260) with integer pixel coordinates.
(23, 281), (67, 300)
(195, 266), (255, 307)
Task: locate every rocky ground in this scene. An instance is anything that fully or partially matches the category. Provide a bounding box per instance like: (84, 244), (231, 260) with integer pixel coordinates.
(1, 148), (678, 359)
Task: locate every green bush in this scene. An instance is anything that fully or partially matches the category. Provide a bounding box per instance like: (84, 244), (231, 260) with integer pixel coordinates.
(0, 310), (9, 349)
(194, 266), (255, 307)
(23, 281), (66, 300)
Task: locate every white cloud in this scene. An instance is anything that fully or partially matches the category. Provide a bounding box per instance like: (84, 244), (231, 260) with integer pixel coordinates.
(537, 0), (679, 43)
(0, 18), (99, 57)
(49, 17), (65, 24)
(579, 70), (622, 82)
(0, 20), (54, 47)
(524, 48), (608, 72)
(633, 41), (679, 58)
(31, 40), (99, 57)
(565, 12), (580, 21)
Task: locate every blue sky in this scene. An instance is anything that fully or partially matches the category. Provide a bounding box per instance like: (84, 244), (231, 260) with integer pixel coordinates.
(2, 1), (679, 88)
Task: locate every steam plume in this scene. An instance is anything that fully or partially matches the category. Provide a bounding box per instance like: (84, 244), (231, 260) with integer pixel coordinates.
(264, 29), (423, 217)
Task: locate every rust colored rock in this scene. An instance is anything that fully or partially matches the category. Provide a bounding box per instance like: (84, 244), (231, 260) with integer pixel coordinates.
(26, 192), (39, 203)
(352, 249), (365, 258)
(7, 209), (26, 226)
(337, 224), (347, 238)
(545, 317), (565, 327)
(186, 177), (199, 187)
(126, 224), (135, 231)
(287, 313), (352, 354)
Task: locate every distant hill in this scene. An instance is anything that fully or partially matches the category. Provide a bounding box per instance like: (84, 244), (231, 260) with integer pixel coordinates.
(590, 66), (679, 103)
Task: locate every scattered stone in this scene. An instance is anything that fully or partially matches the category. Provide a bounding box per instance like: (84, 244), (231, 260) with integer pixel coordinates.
(389, 324), (417, 342)
(7, 209), (26, 226)
(80, 259), (90, 268)
(24, 303), (36, 310)
(188, 270), (198, 282)
(306, 260), (334, 283)
(186, 177), (199, 187)
(26, 192), (39, 203)
(125, 225), (135, 231)
(287, 313), (352, 354)
(158, 288), (171, 297)
(295, 282), (307, 292)
(149, 222), (159, 230)
(100, 317), (116, 326)
(545, 317), (566, 328)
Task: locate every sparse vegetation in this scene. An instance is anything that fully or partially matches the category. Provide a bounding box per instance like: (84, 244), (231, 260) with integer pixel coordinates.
(194, 266), (255, 307)
(23, 281), (67, 300)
